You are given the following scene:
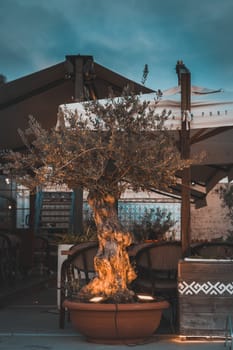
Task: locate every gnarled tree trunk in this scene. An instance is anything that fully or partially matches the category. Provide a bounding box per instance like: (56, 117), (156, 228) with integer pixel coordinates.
(77, 191), (137, 302)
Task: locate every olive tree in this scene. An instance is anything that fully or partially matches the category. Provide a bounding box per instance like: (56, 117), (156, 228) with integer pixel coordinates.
(2, 88), (188, 302)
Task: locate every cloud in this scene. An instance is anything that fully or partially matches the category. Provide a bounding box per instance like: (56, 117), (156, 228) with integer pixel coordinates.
(0, 0), (233, 90)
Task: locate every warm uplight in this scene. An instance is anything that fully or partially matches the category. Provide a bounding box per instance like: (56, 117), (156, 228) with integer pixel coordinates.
(89, 296), (104, 303)
(137, 294), (155, 301)
(176, 336), (224, 344)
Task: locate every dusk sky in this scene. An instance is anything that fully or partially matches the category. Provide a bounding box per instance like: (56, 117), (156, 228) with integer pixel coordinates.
(1, 0), (233, 92)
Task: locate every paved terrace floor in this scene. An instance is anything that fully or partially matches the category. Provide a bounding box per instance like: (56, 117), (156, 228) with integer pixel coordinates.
(0, 274), (228, 350)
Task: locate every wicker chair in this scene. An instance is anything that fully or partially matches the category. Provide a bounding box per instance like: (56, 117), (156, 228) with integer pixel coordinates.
(0, 233), (21, 285)
(59, 241), (98, 329)
(0, 233), (11, 285)
(133, 241), (182, 331)
(33, 236), (51, 275)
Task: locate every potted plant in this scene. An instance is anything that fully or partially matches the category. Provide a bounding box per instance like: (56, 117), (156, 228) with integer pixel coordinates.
(2, 88), (189, 343)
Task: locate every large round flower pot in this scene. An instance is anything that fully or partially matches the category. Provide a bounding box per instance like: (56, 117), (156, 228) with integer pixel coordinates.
(63, 299), (169, 344)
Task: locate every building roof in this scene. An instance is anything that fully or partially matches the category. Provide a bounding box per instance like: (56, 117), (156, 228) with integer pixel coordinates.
(0, 55), (153, 150)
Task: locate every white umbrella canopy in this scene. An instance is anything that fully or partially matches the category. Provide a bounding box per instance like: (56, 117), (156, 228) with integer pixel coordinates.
(157, 88), (233, 164)
(57, 87), (233, 204)
(150, 88), (233, 201)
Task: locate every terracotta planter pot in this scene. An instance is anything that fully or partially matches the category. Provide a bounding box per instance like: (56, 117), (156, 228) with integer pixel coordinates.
(63, 299), (169, 344)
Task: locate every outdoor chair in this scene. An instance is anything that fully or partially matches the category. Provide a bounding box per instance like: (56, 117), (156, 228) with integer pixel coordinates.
(0, 233), (11, 285)
(132, 241), (182, 331)
(0, 232), (21, 286)
(33, 235), (51, 275)
(59, 241), (98, 329)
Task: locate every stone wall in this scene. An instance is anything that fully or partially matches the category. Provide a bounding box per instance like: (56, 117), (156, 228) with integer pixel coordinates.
(191, 183), (232, 241)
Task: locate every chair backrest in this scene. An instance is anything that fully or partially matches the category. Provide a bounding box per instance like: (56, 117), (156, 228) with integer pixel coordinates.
(67, 241), (98, 282)
(135, 241), (182, 273)
(0, 233), (21, 284)
(59, 241), (98, 329)
(0, 233), (11, 251)
(192, 242), (233, 259)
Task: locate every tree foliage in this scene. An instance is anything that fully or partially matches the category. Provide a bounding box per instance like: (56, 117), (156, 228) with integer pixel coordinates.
(2, 88), (188, 198)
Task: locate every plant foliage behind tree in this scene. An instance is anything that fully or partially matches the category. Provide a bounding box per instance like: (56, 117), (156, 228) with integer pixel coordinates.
(132, 207), (177, 242)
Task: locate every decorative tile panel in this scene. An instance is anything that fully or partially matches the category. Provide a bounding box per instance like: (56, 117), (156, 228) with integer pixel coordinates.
(178, 280), (233, 296)
(83, 201), (180, 235)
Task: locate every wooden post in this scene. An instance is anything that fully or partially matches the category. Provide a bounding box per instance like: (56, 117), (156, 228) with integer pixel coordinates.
(72, 56), (85, 234)
(66, 55), (95, 235)
(176, 60), (191, 256)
